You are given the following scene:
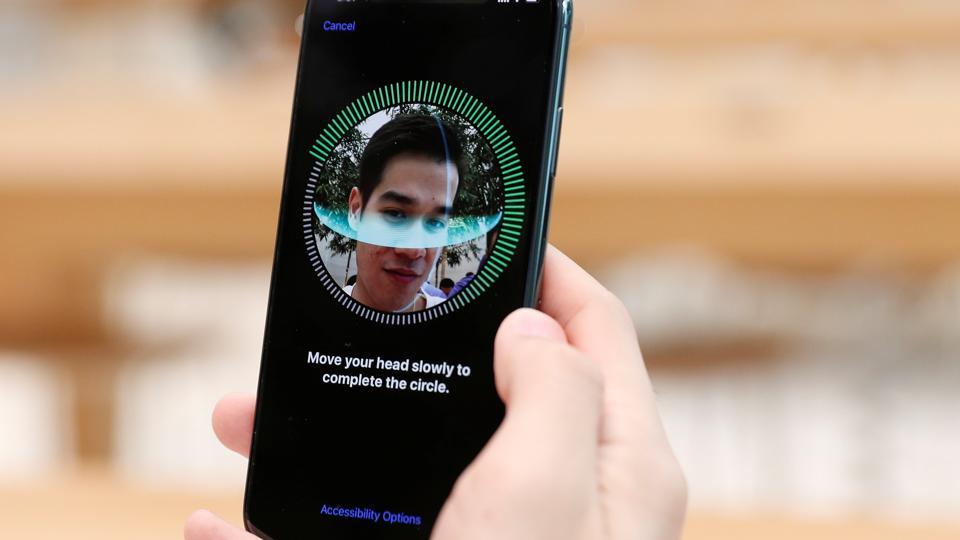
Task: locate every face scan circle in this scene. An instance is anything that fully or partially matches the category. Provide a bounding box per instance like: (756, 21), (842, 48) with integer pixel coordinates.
(307, 103), (505, 317)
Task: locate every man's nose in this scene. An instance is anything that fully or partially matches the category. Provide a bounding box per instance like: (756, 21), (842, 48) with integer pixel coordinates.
(394, 247), (427, 259)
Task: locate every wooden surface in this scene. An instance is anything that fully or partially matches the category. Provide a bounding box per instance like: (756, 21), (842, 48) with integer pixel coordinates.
(0, 467), (956, 540)
(6, 62), (960, 189)
(574, 0), (960, 48)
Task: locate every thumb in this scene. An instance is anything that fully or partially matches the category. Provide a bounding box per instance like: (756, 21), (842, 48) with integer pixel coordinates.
(433, 309), (603, 539)
(494, 309), (602, 430)
(491, 308), (603, 473)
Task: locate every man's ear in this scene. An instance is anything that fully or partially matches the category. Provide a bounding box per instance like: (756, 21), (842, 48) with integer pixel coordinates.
(348, 187), (363, 216)
(347, 187), (364, 232)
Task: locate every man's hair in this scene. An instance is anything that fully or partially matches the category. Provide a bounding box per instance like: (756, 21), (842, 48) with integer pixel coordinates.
(439, 278), (455, 289)
(357, 113), (465, 208)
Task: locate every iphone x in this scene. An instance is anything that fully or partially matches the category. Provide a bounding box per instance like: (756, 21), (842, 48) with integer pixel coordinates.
(244, 0), (572, 537)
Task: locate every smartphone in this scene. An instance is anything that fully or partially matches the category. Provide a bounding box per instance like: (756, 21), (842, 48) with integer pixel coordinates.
(244, 0), (572, 537)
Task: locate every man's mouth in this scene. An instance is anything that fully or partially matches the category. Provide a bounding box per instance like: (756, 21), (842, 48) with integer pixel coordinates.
(383, 267), (421, 284)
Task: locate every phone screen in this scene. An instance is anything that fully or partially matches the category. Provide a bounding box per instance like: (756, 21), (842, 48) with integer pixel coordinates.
(245, 0), (568, 537)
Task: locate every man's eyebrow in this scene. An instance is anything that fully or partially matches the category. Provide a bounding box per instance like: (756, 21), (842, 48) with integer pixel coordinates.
(377, 190), (416, 205)
(378, 190), (453, 216)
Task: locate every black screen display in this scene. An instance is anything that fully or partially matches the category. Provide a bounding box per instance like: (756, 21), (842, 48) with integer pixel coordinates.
(245, 0), (567, 537)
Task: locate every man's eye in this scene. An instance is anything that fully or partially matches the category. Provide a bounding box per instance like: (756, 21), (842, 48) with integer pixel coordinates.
(381, 209), (407, 224)
(424, 218), (448, 232)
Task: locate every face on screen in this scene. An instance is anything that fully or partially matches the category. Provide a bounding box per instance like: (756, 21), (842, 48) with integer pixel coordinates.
(349, 153), (458, 312)
(245, 1), (564, 537)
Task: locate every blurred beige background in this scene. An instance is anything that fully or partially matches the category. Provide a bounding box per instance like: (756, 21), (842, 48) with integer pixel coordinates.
(1, 0), (959, 538)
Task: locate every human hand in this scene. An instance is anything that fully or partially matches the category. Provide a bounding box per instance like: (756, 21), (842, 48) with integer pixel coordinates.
(184, 245), (686, 540)
(430, 245), (686, 539)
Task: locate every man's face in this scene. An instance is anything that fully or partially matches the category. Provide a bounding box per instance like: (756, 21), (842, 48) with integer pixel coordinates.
(349, 153), (459, 312)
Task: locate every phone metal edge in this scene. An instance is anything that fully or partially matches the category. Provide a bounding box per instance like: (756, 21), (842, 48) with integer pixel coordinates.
(522, 0), (573, 308)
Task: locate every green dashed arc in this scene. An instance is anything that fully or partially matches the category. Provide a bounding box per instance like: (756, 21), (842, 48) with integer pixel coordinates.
(307, 80), (525, 315)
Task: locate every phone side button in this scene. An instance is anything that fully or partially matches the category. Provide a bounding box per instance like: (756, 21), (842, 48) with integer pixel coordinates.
(551, 106), (564, 178)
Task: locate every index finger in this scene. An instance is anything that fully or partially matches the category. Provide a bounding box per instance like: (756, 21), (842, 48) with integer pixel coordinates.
(212, 393), (256, 458)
